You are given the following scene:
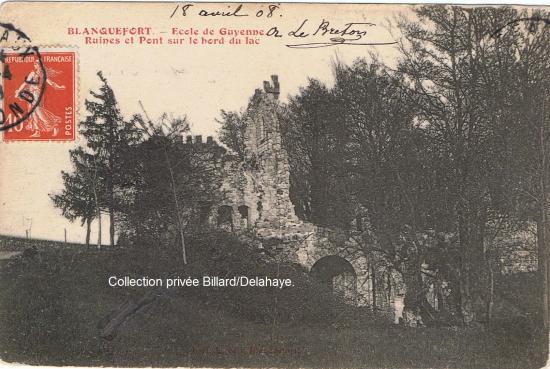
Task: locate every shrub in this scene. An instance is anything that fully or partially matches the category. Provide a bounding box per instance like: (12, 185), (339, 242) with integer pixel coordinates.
(178, 231), (355, 324)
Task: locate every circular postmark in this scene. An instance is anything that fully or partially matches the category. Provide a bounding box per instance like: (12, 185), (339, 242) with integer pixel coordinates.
(0, 22), (47, 131)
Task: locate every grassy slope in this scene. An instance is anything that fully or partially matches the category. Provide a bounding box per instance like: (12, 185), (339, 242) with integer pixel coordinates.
(0, 236), (546, 368)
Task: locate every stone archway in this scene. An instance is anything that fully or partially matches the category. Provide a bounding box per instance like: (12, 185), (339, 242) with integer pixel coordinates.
(310, 255), (357, 304)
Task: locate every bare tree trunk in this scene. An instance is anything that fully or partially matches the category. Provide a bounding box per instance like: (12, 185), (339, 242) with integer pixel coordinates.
(539, 100), (549, 330)
(164, 147), (187, 265)
(402, 245), (425, 325)
(487, 261), (494, 324)
(108, 169), (115, 247)
(108, 118), (116, 248)
(538, 219), (548, 328)
(457, 206), (489, 326)
(457, 212), (473, 325)
(371, 264), (377, 311)
(387, 271), (392, 305)
(85, 218), (91, 247)
(88, 156), (102, 251)
(92, 187), (102, 250)
(97, 211), (102, 250)
(109, 207), (115, 247)
(545, 220), (550, 335)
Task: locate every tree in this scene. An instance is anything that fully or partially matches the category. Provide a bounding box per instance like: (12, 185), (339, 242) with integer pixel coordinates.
(479, 9), (550, 327)
(397, 5), (549, 324)
(79, 71), (141, 247)
(280, 77), (353, 228)
(280, 58), (436, 319)
(127, 112), (223, 264)
(217, 109), (247, 159)
(332, 58), (433, 317)
(50, 147), (103, 248)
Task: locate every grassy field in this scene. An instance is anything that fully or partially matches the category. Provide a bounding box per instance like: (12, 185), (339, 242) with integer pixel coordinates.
(0, 235), (547, 368)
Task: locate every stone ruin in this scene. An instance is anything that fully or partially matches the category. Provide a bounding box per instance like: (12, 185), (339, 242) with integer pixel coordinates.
(184, 76), (404, 315)
(182, 76), (534, 325)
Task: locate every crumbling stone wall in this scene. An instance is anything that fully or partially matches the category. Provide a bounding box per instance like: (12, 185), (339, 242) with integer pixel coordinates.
(241, 75), (299, 229)
(189, 76), (401, 314)
(228, 76), (376, 306)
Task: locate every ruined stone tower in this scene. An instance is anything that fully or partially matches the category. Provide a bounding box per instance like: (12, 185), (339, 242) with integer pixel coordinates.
(203, 75), (389, 310)
(243, 75), (298, 229)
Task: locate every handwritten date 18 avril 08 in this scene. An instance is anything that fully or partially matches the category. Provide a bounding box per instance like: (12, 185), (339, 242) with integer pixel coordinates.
(170, 3), (281, 18)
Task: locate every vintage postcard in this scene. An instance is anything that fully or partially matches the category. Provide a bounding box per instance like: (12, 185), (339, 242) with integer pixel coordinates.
(0, 1), (549, 368)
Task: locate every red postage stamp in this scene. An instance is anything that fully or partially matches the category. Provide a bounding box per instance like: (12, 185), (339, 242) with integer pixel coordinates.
(2, 51), (75, 141)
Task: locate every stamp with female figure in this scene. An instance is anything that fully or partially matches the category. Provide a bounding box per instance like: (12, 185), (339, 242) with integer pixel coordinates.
(2, 51), (75, 141)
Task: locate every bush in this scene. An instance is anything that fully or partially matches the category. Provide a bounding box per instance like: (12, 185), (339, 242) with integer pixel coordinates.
(176, 231), (355, 325)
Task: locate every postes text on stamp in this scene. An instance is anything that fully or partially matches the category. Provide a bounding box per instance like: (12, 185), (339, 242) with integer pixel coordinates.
(2, 51), (75, 141)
